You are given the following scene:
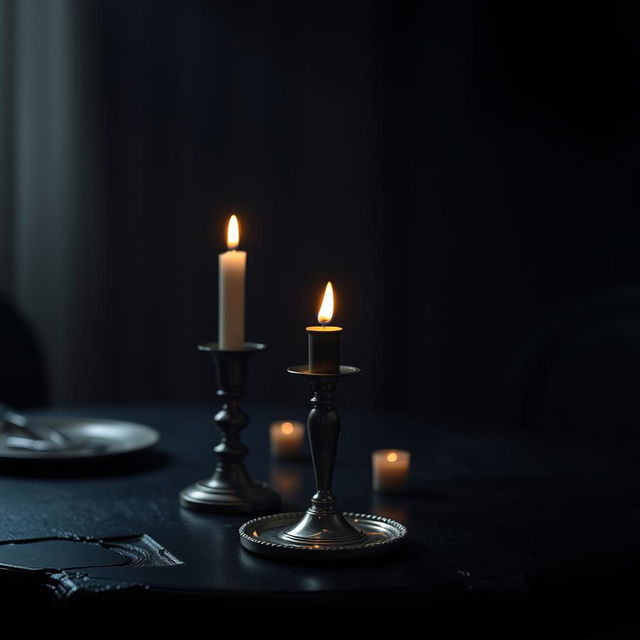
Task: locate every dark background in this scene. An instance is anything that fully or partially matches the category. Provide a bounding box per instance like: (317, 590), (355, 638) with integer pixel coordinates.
(3, 0), (640, 442)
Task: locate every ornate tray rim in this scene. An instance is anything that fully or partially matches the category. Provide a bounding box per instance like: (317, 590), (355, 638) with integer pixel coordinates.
(239, 511), (407, 560)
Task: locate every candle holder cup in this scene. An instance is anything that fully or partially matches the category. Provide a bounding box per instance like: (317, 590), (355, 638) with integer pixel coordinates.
(239, 364), (407, 561)
(180, 342), (280, 514)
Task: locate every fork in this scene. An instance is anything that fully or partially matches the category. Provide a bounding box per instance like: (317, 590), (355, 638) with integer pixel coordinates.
(0, 403), (76, 451)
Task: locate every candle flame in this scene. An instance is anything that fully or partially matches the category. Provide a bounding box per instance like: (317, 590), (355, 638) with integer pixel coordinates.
(386, 451), (398, 463)
(227, 214), (240, 249)
(317, 282), (334, 324)
(281, 421), (294, 435)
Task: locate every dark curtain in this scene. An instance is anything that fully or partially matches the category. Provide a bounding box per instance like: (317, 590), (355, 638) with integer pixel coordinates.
(3, 1), (640, 433)
(1, 0), (107, 404)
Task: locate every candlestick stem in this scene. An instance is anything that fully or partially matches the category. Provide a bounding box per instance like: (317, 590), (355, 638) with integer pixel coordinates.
(280, 367), (366, 546)
(308, 381), (338, 500)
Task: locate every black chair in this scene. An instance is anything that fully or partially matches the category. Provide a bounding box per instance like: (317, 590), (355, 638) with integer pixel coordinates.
(0, 294), (47, 408)
(510, 286), (640, 449)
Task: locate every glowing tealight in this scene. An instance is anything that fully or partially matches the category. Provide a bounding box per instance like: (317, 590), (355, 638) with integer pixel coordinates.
(372, 449), (410, 492)
(281, 421), (294, 435)
(270, 420), (305, 459)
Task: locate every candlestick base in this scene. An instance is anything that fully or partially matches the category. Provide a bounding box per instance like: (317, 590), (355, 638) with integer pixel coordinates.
(180, 342), (280, 515)
(180, 478), (279, 514)
(239, 511), (406, 561)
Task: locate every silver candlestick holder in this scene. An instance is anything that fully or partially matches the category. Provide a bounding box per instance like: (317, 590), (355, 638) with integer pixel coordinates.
(239, 363), (407, 561)
(180, 342), (280, 514)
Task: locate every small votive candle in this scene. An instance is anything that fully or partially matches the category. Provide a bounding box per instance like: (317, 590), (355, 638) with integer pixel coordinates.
(372, 449), (411, 492)
(270, 420), (305, 459)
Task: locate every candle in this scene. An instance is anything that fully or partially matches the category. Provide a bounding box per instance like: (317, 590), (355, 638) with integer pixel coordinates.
(372, 449), (411, 492)
(270, 420), (305, 459)
(218, 214), (246, 350)
(307, 282), (341, 374)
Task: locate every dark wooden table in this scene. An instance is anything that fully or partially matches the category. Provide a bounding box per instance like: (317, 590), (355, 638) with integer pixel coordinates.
(1, 403), (639, 635)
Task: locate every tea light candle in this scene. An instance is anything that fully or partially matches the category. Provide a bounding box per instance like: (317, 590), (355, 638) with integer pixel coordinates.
(270, 420), (305, 459)
(372, 449), (411, 492)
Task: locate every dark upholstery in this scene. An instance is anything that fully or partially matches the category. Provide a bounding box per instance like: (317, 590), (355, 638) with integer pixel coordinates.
(513, 287), (640, 448)
(0, 295), (47, 408)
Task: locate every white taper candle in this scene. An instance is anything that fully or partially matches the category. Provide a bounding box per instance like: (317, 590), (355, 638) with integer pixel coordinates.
(218, 214), (246, 350)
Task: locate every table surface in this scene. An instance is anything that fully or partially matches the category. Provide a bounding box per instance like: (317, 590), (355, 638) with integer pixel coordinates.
(0, 402), (639, 629)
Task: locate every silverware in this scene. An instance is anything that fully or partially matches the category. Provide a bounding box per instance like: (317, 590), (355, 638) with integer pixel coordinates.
(0, 417), (158, 460)
(0, 404), (78, 451)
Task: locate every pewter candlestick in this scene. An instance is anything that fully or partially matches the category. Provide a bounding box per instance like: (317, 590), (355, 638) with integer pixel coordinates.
(180, 342), (280, 514)
(239, 363), (407, 561)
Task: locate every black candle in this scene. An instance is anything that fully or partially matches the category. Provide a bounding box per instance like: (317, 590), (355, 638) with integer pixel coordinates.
(307, 282), (341, 374)
(307, 326), (341, 374)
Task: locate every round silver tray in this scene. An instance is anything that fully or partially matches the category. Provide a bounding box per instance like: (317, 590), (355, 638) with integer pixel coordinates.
(0, 417), (160, 460)
(239, 511), (407, 561)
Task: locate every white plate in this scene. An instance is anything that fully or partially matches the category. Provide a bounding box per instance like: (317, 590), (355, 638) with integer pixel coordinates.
(0, 417), (160, 460)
